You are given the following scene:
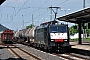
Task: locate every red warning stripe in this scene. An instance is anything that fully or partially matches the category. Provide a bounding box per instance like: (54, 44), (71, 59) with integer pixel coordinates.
(54, 39), (64, 43)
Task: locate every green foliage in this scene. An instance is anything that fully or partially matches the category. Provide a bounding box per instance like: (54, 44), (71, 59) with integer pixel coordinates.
(70, 38), (90, 42)
(70, 38), (78, 42)
(69, 25), (78, 35)
(26, 24), (34, 29)
(86, 29), (90, 34)
(84, 23), (90, 34)
(69, 23), (90, 42)
(69, 23), (90, 35)
(85, 38), (90, 42)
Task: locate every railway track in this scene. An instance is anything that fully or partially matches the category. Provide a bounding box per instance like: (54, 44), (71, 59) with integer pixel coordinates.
(1, 43), (90, 60)
(54, 53), (90, 60)
(0, 44), (41, 60)
(20, 43), (90, 60)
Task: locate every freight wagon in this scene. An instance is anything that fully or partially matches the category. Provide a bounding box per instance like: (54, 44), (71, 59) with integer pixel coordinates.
(1, 29), (14, 43)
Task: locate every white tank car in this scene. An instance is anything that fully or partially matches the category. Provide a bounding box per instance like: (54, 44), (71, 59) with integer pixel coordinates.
(14, 30), (20, 42)
(28, 26), (37, 43)
(24, 28), (31, 37)
(24, 28), (31, 42)
(22, 29), (27, 38)
(14, 31), (19, 38)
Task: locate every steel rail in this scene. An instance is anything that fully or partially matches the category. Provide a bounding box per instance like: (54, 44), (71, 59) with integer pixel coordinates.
(7, 44), (41, 60)
(9, 47), (23, 60)
(65, 53), (90, 60)
(53, 53), (74, 60)
(17, 48), (41, 60)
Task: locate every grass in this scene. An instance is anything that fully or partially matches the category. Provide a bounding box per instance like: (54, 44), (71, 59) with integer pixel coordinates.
(85, 38), (90, 42)
(70, 38), (90, 42)
(70, 38), (78, 42)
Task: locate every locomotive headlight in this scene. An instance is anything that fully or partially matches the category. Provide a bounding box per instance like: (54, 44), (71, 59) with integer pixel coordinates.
(51, 40), (54, 41)
(64, 40), (67, 41)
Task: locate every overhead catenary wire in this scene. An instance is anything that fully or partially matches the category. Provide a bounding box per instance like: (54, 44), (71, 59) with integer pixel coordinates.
(0, 0), (53, 29)
(2, 6), (47, 9)
(33, 9), (49, 20)
(8, 0), (49, 23)
(0, 1), (13, 11)
(7, 0), (29, 24)
(0, 0), (28, 24)
(0, 0), (68, 23)
(23, 0), (50, 16)
(0, 0), (50, 25)
(56, 0), (69, 6)
(12, 0), (28, 19)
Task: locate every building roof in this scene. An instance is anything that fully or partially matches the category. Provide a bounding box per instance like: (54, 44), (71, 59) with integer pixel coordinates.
(57, 7), (90, 24)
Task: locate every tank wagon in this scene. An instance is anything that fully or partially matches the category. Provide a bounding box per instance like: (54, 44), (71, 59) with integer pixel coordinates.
(14, 29), (27, 43)
(14, 28), (32, 43)
(1, 29), (14, 43)
(14, 30), (20, 43)
(24, 28), (31, 43)
(28, 26), (37, 44)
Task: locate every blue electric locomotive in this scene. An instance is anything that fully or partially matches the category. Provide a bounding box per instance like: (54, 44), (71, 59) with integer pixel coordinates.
(34, 21), (70, 52)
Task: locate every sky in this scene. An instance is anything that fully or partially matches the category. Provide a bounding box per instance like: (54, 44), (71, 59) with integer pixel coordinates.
(0, 0), (90, 31)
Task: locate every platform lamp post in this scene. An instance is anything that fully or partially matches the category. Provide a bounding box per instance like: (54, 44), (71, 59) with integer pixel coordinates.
(83, 0), (86, 41)
(61, 9), (70, 24)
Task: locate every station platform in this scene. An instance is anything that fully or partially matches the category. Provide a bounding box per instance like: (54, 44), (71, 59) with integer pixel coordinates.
(70, 41), (90, 51)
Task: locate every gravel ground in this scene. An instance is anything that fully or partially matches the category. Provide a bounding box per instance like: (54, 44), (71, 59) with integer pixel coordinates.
(12, 48), (37, 60)
(0, 48), (15, 60)
(15, 44), (64, 60)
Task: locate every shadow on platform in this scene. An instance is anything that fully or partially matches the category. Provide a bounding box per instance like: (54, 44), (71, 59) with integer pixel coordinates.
(81, 44), (90, 45)
(71, 48), (90, 56)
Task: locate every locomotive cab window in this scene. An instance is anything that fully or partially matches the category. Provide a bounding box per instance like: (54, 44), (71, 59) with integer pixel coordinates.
(58, 26), (67, 33)
(49, 25), (67, 33)
(49, 26), (58, 33)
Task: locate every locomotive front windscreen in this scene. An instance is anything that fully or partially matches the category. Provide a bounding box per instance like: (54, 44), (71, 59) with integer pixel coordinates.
(49, 25), (67, 33)
(49, 25), (68, 40)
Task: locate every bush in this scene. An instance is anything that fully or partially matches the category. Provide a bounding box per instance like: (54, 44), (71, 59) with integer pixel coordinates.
(70, 38), (90, 42)
(85, 38), (90, 42)
(70, 38), (78, 42)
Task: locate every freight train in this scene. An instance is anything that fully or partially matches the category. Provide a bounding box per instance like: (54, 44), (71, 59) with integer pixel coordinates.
(1, 29), (14, 43)
(14, 21), (71, 52)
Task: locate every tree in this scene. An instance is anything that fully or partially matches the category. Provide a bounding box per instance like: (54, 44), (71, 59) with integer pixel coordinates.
(26, 24), (34, 29)
(69, 23), (90, 36)
(69, 25), (78, 35)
